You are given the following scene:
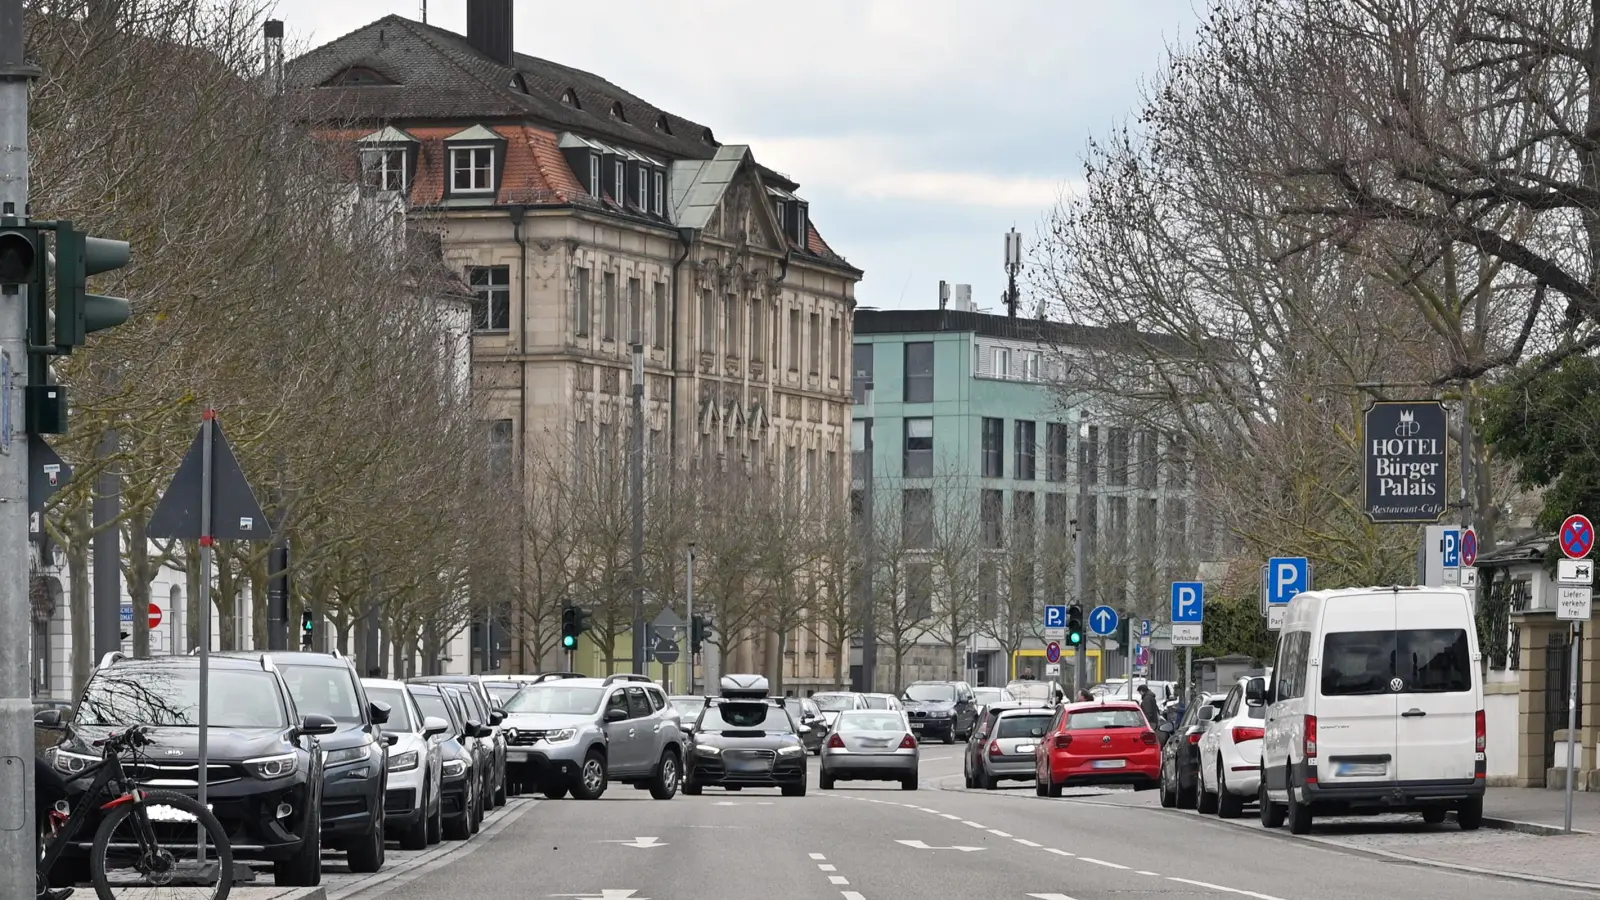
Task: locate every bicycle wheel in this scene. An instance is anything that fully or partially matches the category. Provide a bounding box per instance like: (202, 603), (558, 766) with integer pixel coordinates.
(89, 789), (232, 900)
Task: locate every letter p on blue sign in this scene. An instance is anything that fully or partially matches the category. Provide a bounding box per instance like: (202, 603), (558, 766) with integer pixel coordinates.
(1441, 529), (1461, 568)
(1268, 557), (1309, 605)
(1171, 582), (1205, 624)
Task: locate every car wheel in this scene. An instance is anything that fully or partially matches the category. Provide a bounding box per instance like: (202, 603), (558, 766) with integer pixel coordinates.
(781, 780), (807, 797)
(469, 780), (483, 834)
(1457, 797), (1483, 831)
(649, 749), (681, 800)
(400, 785), (430, 850)
(1286, 785), (1313, 834)
(1421, 808), (1447, 825)
(682, 780), (703, 796)
(1216, 765), (1244, 819)
(982, 771), (999, 791)
(347, 814), (386, 873)
(572, 750), (608, 800)
(1259, 773), (1285, 828)
(1035, 776), (1048, 797)
(1177, 769), (1197, 809)
(542, 778), (569, 800)
(427, 790), (442, 845)
(444, 783), (472, 841)
(820, 773), (836, 790)
(1159, 770), (1177, 808)
(494, 767), (508, 807)
(273, 803), (322, 887)
(1196, 775), (1218, 815)
(942, 731), (955, 745)
(901, 772), (918, 791)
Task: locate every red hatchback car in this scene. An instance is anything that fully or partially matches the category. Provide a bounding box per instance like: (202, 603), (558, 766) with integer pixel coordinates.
(1034, 701), (1161, 796)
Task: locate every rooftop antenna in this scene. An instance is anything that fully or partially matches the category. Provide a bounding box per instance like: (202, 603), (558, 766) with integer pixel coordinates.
(939, 280), (950, 311)
(1004, 227), (1022, 318)
(420, 0), (427, 23)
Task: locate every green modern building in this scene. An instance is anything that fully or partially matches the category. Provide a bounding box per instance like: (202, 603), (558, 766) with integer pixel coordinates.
(850, 307), (1212, 691)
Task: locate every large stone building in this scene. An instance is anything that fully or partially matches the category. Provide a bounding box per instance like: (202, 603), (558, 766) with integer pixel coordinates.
(286, 1), (862, 686)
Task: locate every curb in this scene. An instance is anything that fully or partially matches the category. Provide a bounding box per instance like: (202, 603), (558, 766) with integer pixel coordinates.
(1473, 813), (1591, 836)
(1322, 840), (1600, 892)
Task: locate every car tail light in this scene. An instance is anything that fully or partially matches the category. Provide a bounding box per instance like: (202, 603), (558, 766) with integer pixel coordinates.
(900, 734), (917, 749)
(1232, 726), (1265, 743)
(1186, 732), (1202, 745)
(1304, 715), (1318, 759)
(1054, 734), (1073, 749)
(1475, 709), (1486, 753)
(989, 740), (1003, 757)
(1143, 730), (1158, 746)
(827, 733), (845, 749)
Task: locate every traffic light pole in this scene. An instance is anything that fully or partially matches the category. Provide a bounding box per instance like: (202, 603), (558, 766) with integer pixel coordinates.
(0, 5), (39, 896)
(1073, 429), (1088, 694)
(684, 543), (695, 694)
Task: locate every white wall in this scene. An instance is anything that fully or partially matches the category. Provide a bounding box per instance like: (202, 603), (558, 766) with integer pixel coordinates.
(1485, 668), (1519, 783)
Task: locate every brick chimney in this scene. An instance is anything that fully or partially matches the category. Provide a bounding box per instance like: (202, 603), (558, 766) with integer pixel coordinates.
(465, 0), (514, 67)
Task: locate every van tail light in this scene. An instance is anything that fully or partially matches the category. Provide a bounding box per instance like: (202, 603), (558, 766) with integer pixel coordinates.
(1186, 732), (1202, 745)
(1054, 734), (1073, 749)
(827, 733), (845, 749)
(989, 740), (1003, 757)
(1475, 709), (1486, 753)
(1304, 715), (1318, 759)
(900, 734), (918, 750)
(1143, 730), (1158, 746)
(1232, 726), (1265, 744)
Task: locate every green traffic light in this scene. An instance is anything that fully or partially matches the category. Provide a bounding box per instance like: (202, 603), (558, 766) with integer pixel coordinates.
(1069, 632), (1082, 645)
(562, 635), (577, 649)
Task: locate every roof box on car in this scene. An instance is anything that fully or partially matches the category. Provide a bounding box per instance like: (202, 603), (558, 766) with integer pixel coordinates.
(719, 674), (769, 699)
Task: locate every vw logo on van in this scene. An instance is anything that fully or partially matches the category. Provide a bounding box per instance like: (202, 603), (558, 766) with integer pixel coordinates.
(1389, 677), (1404, 692)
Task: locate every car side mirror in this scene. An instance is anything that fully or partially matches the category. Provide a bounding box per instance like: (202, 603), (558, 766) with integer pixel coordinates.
(1245, 683), (1266, 706)
(296, 713), (338, 739)
(604, 707), (628, 723)
(34, 708), (62, 728)
(682, 724), (697, 735)
(422, 716), (449, 738)
(384, 733), (400, 747)
(369, 700), (392, 726)
(1158, 720), (1174, 733)
(466, 719), (491, 739)
(489, 709), (506, 726)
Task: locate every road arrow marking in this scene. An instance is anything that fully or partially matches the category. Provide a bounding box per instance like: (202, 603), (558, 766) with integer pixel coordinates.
(601, 837), (664, 848)
(551, 892), (648, 900)
(711, 800), (773, 806)
(896, 839), (984, 851)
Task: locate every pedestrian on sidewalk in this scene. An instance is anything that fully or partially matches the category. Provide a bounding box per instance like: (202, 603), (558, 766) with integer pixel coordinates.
(1138, 684), (1160, 727)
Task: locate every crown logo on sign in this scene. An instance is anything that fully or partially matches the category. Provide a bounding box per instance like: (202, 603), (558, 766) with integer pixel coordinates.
(1394, 408), (1421, 437)
(1399, 411), (1414, 425)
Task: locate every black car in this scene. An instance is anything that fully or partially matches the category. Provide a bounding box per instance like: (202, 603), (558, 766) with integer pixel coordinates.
(783, 697), (826, 754)
(900, 681), (978, 744)
(408, 683), (488, 840)
(45, 653), (336, 888)
(683, 675), (807, 796)
(409, 675), (509, 806)
(1159, 692), (1224, 810)
(230, 651), (392, 875)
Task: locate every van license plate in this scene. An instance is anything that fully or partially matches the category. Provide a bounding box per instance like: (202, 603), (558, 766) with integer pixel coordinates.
(1092, 759), (1126, 769)
(1336, 762), (1386, 777)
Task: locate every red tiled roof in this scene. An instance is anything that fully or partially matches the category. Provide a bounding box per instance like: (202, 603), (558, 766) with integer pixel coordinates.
(320, 124), (589, 207)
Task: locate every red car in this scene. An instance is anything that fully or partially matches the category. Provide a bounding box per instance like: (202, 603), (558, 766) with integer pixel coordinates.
(1034, 701), (1160, 796)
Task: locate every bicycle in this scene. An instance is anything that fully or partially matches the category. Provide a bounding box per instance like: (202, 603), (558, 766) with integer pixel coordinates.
(37, 723), (233, 900)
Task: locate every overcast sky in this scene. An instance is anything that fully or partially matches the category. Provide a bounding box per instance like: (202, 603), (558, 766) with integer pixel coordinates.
(269, 0), (1200, 311)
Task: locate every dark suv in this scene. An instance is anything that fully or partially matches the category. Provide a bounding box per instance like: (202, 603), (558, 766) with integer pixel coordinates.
(44, 652), (336, 887)
(900, 680), (978, 744)
(229, 651), (392, 874)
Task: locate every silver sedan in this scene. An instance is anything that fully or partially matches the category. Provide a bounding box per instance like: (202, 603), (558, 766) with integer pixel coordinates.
(819, 709), (920, 791)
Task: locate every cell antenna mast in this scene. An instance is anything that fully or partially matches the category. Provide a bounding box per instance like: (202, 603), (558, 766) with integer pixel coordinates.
(1004, 227), (1022, 318)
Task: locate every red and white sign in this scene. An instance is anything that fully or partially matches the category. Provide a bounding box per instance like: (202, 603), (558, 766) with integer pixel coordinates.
(147, 603), (162, 628)
(1561, 514), (1596, 561)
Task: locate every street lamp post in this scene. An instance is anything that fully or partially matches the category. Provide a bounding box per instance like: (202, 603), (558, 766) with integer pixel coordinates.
(685, 543), (696, 694)
(1073, 416), (1090, 694)
(630, 341), (647, 674)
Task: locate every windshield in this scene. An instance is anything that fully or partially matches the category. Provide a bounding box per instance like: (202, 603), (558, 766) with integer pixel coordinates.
(1006, 682), (1053, 702)
(862, 695), (891, 709)
(482, 682), (522, 702)
(77, 666), (288, 729)
(671, 698), (706, 719)
(365, 687), (415, 733)
(411, 691), (455, 729)
(812, 693), (857, 712)
(1068, 708), (1147, 729)
(279, 664), (364, 724)
(838, 712), (904, 732)
(903, 683), (955, 702)
(504, 684), (604, 715)
(996, 713), (1052, 738)
(974, 688), (1010, 705)
(699, 702), (793, 733)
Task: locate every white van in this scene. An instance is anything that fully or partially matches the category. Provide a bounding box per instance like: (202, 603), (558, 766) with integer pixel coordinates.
(1251, 586), (1485, 834)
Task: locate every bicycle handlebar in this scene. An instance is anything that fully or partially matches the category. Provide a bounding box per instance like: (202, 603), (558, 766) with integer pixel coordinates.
(91, 724), (155, 752)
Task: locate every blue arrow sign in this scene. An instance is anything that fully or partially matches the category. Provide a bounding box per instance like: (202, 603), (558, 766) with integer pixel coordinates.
(1089, 605), (1119, 636)
(1171, 582), (1205, 624)
(1267, 557), (1309, 605)
(1441, 528), (1461, 568)
(1043, 605), (1066, 629)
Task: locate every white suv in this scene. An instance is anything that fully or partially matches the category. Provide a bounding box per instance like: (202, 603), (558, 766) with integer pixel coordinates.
(362, 678), (447, 850)
(1196, 672), (1270, 817)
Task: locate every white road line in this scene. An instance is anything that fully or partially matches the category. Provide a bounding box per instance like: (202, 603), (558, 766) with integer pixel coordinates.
(1137, 870), (1160, 877)
(987, 829), (1012, 837)
(963, 820), (986, 828)
(1014, 838), (1041, 848)
(940, 813), (961, 819)
(1044, 847), (1075, 857)
(829, 875), (850, 885)
(1166, 877), (1287, 900)
(809, 853), (827, 860)
(1079, 857), (1129, 870)
(922, 756), (951, 761)
(819, 864), (837, 871)
(841, 893), (867, 900)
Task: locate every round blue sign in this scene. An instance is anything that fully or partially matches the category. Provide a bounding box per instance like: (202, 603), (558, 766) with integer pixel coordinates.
(1089, 605), (1120, 636)
(1045, 641), (1062, 663)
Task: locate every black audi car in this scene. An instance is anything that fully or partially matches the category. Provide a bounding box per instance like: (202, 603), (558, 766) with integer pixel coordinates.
(43, 652), (336, 888)
(682, 675), (807, 797)
(899, 680), (978, 744)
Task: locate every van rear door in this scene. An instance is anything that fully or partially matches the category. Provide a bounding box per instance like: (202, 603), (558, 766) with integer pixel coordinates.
(1314, 594), (1399, 785)
(1394, 592), (1479, 783)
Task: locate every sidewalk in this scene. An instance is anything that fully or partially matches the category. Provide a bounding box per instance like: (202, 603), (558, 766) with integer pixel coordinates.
(1368, 788), (1600, 889)
(107, 890), (324, 899)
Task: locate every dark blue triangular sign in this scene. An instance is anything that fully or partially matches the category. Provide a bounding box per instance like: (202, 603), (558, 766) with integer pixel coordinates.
(147, 415), (274, 542)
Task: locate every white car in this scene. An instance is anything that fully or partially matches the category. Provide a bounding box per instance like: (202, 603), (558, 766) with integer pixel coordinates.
(860, 692), (903, 710)
(811, 691), (868, 729)
(362, 678), (448, 850)
(1196, 671), (1271, 817)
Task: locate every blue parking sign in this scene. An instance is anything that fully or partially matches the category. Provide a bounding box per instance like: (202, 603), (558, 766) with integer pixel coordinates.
(1043, 605), (1066, 629)
(1171, 582), (1205, 624)
(1267, 558), (1309, 605)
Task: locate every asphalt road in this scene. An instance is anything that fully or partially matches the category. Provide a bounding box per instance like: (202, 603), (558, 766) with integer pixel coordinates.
(376, 747), (1599, 900)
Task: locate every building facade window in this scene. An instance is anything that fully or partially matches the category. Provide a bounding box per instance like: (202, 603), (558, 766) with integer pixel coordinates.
(637, 167), (649, 208)
(701, 289), (717, 353)
(725, 293), (742, 356)
(1045, 491), (1068, 535)
(1046, 423), (1069, 482)
(1137, 431), (1158, 489)
(1107, 428), (1129, 486)
(589, 154), (602, 197)
(827, 317), (841, 379)
(573, 267), (591, 336)
(653, 170), (665, 214)
(469, 265), (510, 332)
(487, 419), (514, 483)
(1083, 425), (1100, 485)
(614, 160), (625, 201)
(981, 417), (1004, 478)
(627, 277), (642, 344)
(903, 341), (934, 402)
(1014, 420), (1036, 481)
(1107, 496), (1128, 557)
(980, 489), (1004, 549)
(1013, 491), (1036, 549)
(652, 282), (667, 349)
(902, 488), (933, 548)
(852, 343), (873, 403)
(808, 312), (821, 374)
(851, 419), (871, 478)
(1166, 433), (1189, 488)
(992, 346), (1011, 378)
(907, 563), (934, 619)
(788, 308), (801, 370)
(749, 299), (764, 362)
(904, 417), (933, 477)
(449, 146), (494, 193)
(360, 148), (407, 192)
(602, 271), (618, 340)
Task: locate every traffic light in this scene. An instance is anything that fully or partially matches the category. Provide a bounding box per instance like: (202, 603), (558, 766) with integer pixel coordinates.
(690, 614), (711, 654)
(1066, 604), (1083, 646)
(300, 610), (314, 648)
(53, 222), (131, 350)
(0, 223), (40, 286)
(561, 606), (579, 649)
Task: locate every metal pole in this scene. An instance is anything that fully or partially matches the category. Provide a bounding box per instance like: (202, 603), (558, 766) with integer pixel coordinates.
(197, 412), (216, 862)
(263, 19), (289, 653)
(630, 342), (646, 674)
(1185, 646), (1193, 707)
(861, 384), (877, 691)
(685, 543), (695, 694)
(93, 426), (123, 659)
(1073, 425), (1089, 694)
(1567, 620), (1580, 833)
(1460, 387), (1473, 530)
(0, 4), (38, 894)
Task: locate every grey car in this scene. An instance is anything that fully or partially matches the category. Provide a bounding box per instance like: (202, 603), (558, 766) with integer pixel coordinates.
(966, 703), (1055, 790)
(498, 673), (684, 801)
(819, 708), (919, 790)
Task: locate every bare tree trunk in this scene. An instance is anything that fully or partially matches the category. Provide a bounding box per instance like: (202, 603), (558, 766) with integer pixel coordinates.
(215, 554), (237, 651)
(67, 507), (93, 697)
(127, 513), (151, 657)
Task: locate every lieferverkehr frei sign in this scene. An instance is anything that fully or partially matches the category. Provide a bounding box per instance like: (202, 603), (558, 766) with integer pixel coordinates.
(1364, 400), (1448, 524)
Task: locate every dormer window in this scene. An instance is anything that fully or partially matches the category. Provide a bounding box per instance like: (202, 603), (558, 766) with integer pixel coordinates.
(702, 127), (715, 143)
(511, 73), (529, 93)
(589, 154), (602, 197)
(610, 101), (625, 121)
(653, 170), (664, 215)
(796, 203), (808, 244)
(636, 166), (648, 210)
(451, 146), (494, 193)
(613, 160), (625, 202)
(655, 115), (671, 134)
(562, 89), (580, 107)
(360, 148), (408, 192)
(774, 200), (787, 232)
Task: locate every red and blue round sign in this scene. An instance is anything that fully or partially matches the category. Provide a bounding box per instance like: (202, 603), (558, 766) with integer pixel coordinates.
(1045, 641), (1062, 664)
(1561, 514), (1595, 560)
(1461, 528), (1478, 567)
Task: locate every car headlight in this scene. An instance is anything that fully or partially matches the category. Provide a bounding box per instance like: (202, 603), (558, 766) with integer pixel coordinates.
(53, 749), (98, 777)
(324, 745), (371, 767)
(387, 750), (419, 773)
(931, 710), (951, 718)
(694, 744), (721, 756)
(544, 728), (577, 743)
(244, 752), (298, 780)
(777, 744), (805, 755)
(442, 758), (467, 777)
